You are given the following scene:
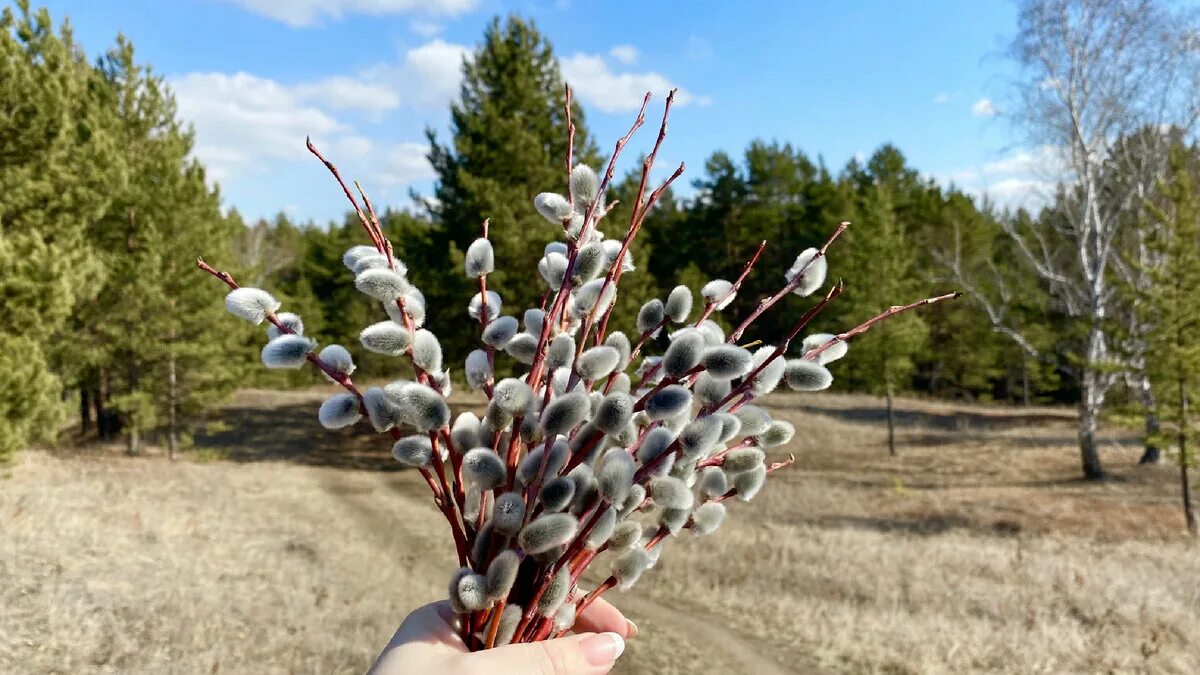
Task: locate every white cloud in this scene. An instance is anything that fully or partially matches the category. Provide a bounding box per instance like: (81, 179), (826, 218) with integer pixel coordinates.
(410, 19), (443, 36)
(401, 39), (470, 107)
(291, 76), (400, 113)
(971, 97), (997, 117)
(560, 53), (707, 113)
(225, 0), (477, 27)
(609, 45), (639, 65)
(933, 92), (952, 104)
(935, 146), (1067, 211)
(375, 142), (436, 186)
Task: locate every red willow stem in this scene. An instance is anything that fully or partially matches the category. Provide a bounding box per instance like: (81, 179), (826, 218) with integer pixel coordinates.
(693, 240), (768, 327)
(305, 138), (386, 258)
(573, 577), (617, 621)
(564, 84), (575, 215)
(711, 454), (796, 504)
(803, 292), (964, 362)
(728, 221), (849, 343)
(695, 437), (756, 469)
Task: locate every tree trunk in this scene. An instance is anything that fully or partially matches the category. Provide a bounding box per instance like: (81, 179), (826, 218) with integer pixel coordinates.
(167, 351), (178, 461)
(126, 424), (140, 456)
(1180, 380), (1196, 535)
(1078, 374), (1107, 480)
(1021, 356), (1031, 408)
(80, 387), (92, 435)
(1137, 372), (1161, 464)
(886, 383), (896, 456)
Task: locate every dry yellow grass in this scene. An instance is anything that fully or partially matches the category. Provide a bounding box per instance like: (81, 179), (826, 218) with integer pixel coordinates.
(2, 390), (1198, 673)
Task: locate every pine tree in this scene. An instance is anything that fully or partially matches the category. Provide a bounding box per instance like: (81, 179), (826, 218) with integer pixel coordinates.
(0, 2), (125, 460)
(425, 14), (600, 358)
(1137, 145), (1200, 534)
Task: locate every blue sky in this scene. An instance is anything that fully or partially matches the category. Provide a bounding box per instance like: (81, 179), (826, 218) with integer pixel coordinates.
(43, 0), (1038, 224)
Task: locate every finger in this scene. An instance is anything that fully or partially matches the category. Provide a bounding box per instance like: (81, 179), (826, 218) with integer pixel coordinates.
(573, 597), (637, 639)
(459, 632), (625, 675)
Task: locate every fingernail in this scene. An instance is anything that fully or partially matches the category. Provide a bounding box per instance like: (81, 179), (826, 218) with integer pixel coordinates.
(580, 632), (625, 666)
(625, 619), (638, 639)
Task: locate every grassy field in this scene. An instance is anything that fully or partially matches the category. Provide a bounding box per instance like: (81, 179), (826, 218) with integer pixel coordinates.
(3, 389), (1198, 673)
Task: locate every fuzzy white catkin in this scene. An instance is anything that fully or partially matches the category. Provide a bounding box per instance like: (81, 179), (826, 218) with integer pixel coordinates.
(612, 547), (651, 591)
(492, 378), (533, 415)
(572, 243), (606, 283)
(637, 299), (665, 336)
(594, 392), (633, 436)
(392, 435), (433, 468)
(523, 308), (545, 336)
(697, 319), (725, 345)
(534, 192), (572, 223)
(485, 550), (520, 600)
(702, 345), (753, 380)
(694, 372), (731, 407)
(452, 412), (481, 450)
(701, 279), (735, 310)
(505, 333), (538, 364)
(516, 441), (569, 486)
(785, 359), (834, 391)
(724, 448), (765, 473)
(680, 415), (723, 460)
(225, 288), (281, 324)
(465, 349), (491, 390)
(664, 285), (693, 323)
(538, 252), (568, 290)
(663, 330), (705, 377)
(734, 464), (767, 501)
(397, 383), (450, 432)
(699, 466), (729, 498)
(267, 312), (303, 340)
(495, 604), (523, 646)
(352, 253), (388, 274)
(318, 345), (355, 377)
(609, 372), (632, 395)
(545, 335), (574, 373)
(481, 316), (519, 349)
(802, 332), (848, 364)
(492, 492), (526, 535)
(733, 405), (772, 437)
(645, 385), (693, 421)
(364, 387), (404, 432)
(518, 513), (578, 554)
(467, 290), (502, 322)
(359, 321), (411, 356)
(659, 507), (690, 535)
(342, 245), (379, 271)
(571, 278), (615, 319)
(691, 502), (727, 535)
(463, 448), (507, 490)
(786, 247), (827, 297)
(545, 241), (568, 257)
(457, 573), (490, 611)
(448, 568), (472, 613)
(569, 164), (602, 211)
(577, 346), (620, 381)
(649, 476), (694, 510)
(585, 507), (617, 549)
(538, 567), (571, 616)
(759, 420), (796, 447)
(355, 268), (408, 302)
(597, 448), (635, 504)
(601, 239), (635, 272)
(540, 392), (589, 437)
(604, 331), (632, 370)
(608, 520), (642, 551)
(539, 477), (576, 512)
(411, 329), (443, 372)
(318, 393), (361, 429)
(553, 602), (577, 631)
(464, 238), (494, 278)
(261, 335), (316, 369)
(714, 412), (742, 443)
(749, 346), (786, 395)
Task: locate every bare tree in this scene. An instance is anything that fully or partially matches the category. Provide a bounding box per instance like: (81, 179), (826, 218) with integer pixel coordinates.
(957, 0), (1200, 479)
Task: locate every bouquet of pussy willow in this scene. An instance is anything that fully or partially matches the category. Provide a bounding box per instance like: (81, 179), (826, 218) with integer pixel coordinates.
(198, 88), (957, 650)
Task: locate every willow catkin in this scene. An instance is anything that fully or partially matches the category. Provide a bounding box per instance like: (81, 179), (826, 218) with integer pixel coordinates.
(734, 464), (768, 502)
(396, 383), (450, 432)
(636, 427), (676, 476)
(351, 253), (388, 274)
(261, 335), (315, 369)
(571, 278), (615, 318)
(462, 448), (507, 490)
(578, 346), (621, 381)
(663, 329), (705, 377)
(758, 420), (796, 447)
(569, 469), (601, 517)
(457, 573), (490, 611)
(471, 520), (492, 564)
(392, 435), (434, 468)
(465, 349), (491, 390)
(538, 476), (576, 513)
(609, 372), (632, 395)
(612, 547), (651, 591)
(585, 507), (617, 549)
(318, 393), (361, 430)
(801, 332), (848, 364)
(481, 316), (519, 349)
(597, 448), (635, 505)
(495, 603), (523, 646)
(690, 502), (726, 535)
(733, 405), (772, 437)
(547, 334), (576, 372)
(569, 164), (602, 211)
(491, 492), (526, 536)
(518, 513), (578, 554)
(723, 447), (765, 473)
(785, 247), (827, 297)
(464, 238), (494, 278)
(649, 476), (694, 510)
(605, 331), (632, 370)
(645, 385), (693, 421)
(534, 192), (572, 223)
(492, 378), (533, 416)
(553, 602), (577, 631)
(505, 332), (538, 364)
(785, 358), (834, 391)
(411, 329), (443, 372)
(694, 372), (731, 407)
(363, 387), (403, 432)
(608, 520), (642, 551)
(516, 439), (569, 486)
(448, 567), (472, 613)
(572, 242), (606, 283)
(699, 466), (729, 498)
(451, 413), (481, 451)
(697, 319), (725, 345)
(224, 287), (280, 324)
(267, 311), (304, 339)
(522, 308), (545, 337)
(679, 415), (723, 460)
(485, 550), (520, 601)
(700, 279), (735, 310)
(664, 285), (693, 323)
(714, 412), (742, 443)
(539, 251), (568, 289)
(355, 268), (407, 301)
(637, 299), (665, 335)
(537, 567), (571, 616)
(360, 321), (411, 355)
(620, 483), (647, 516)
(749, 346), (786, 395)
(701, 345), (753, 380)
(342, 245), (378, 271)
(659, 507), (690, 535)
(540, 392), (589, 437)
(594, 392), (633, 436)
(467, 290), (502, 322)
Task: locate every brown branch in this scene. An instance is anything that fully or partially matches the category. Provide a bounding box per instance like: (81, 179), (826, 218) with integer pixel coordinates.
(802, 292), (963, 362)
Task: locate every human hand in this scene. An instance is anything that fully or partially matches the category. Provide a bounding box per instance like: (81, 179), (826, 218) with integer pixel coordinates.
(369, 598), (635, 674)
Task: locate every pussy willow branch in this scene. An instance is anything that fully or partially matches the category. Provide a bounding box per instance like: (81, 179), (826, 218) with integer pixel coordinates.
(564, 84), (575, 216)
(803, 292), (964, 363)
(305, 137), (385, 257)
(728, 221), (849, 343)
(694, 240), (768, 327)
(196, 258), (470, 567)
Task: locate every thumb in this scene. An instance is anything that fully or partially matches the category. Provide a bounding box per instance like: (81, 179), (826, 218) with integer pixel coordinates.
(458, 631), (625, 675)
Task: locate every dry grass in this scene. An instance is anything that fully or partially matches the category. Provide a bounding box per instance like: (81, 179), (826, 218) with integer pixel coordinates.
(2, 390), (1198, 673)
